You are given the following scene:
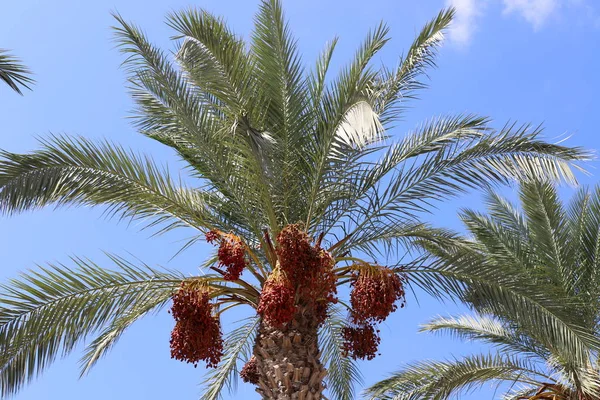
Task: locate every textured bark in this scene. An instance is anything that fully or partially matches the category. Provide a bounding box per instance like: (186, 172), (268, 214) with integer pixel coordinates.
(253, 307), (326, 400)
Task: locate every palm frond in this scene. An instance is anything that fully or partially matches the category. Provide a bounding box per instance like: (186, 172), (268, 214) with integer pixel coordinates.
(167, 8), (252, 116)
(483, 190), (529, 237)
(79, 283), (171, 376)
(421, 315), (549, 360)
(363, 353), (547, 400)
(303, 21), (390, 229)
(309, 38), (338, 110)
(337, 221), (455, 261)
(458, 209), (533, 275)
(200, 316), (260, 400)
(403, 239), (598, 367)
(314, 114), (488, 235)
(378, 122), (587, 214)
(326, 121), (589, 250)
(319, 307), (363, 400)
(0, 49), (33, 95)
(251, 0), (308, 139)
(0, 255), (184, 397)
(565, 186), (600, 313)
(373, 8), (454, 126)
(519, 181), (571, 290)
(0, 135), (216, 235)
(113, 13), (227, 174)
(115, 13), (281, 236)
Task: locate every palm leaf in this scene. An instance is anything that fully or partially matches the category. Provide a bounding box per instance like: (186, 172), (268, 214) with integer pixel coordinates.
(319, 307), (363, 400)
(519, 181), (571, 289)
(200, 316), (260, 400)
(0, 255), (184, 397)
(403, 241), (599, 367)
(421, 315), (549, 360)
(373, 8), (454, 126)
(79, 285), (172, 376)
(167, 8), (253, 116)
(0, 135), (217, 235)
(0, 49), (33, 94)
(363, 353), (547, 400)
(326, 121), (589, 249)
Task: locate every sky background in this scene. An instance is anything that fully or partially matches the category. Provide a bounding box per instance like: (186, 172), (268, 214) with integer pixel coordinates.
(1, 0), (600, 399)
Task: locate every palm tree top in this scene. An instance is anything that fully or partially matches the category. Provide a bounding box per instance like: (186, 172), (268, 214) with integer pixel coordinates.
(366, 181), (600, 400)
(0, 1), (592, 398)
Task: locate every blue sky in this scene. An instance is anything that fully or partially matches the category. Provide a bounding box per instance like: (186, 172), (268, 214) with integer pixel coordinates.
(1, 0), (600, 399)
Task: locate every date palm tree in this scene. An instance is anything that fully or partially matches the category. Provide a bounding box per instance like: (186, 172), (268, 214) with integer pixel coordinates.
(0, 2), (591, 399)
(0, 49), (33, 94)
(365, 182), (600, 400)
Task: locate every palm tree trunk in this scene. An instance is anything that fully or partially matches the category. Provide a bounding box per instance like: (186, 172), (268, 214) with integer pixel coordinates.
(253, 306), (327, 400)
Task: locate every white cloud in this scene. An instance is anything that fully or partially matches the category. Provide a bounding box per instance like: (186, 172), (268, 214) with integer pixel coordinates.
(444, 0), (597, 48)
(502, 0), (559, 29)
(445, 0), (482, 46)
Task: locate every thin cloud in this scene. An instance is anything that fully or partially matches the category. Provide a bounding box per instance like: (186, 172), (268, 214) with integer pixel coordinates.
(445, 0), (597, 47)
(502, 0), (558, 29)
(445, 0), (482, 46)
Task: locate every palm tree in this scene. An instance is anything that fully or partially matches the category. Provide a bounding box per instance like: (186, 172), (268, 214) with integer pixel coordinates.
(365, 181), (600, 400)
(0, 2), (591, 399)
(0, 49), (33, 94)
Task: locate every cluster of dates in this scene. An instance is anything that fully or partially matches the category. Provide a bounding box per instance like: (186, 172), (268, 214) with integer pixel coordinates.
(342, 265), (407, 360)
(257, 224), (337, 327)
(169, 283), (224, 368)
(240, 356), (260, 384)
(205, 230), (248, 281)
(169, 225), (407, 372)
(169, 230), (248, 368)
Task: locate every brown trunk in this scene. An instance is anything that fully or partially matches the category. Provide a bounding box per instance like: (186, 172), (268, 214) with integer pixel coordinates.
(253, 307), (327, 400)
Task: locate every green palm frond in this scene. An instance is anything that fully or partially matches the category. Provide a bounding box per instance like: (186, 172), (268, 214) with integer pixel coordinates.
(251, 0), (309, 144)
(309, 38), (338, 110)
(519, 182), (571, 288)
(114, 13), (234, 174)
(318, 114), (488, 236)
(79, 285), (171, 376)
(404, 259), (598, 367)
(114, 13), (277, 237)
(564, 186), (600, 312)
(483, 190), (529, 237)
(373, 8), (454, 126)
(0, 135), (217, 235)
(303, 21), (390, 229)
(338, 221), (455, 261)
(0, 49), (33, 95)
(0, 255), (184, 397)
(364, 353), (547, 400)
(200, 316), (260, 400)
(319, 119), (589, 245)
(421, 315), (549, 360)
(167, 8), (253, 116)
(372, 122), (584, 211)
(419, 236), (598, 362)
(458, 209), (533, 274)
(319, 307), (363, 400)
